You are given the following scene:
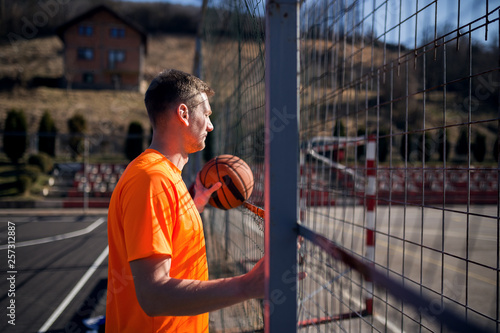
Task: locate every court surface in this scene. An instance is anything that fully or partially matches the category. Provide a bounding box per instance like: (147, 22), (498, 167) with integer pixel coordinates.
(1, 204), (497, 332)
(0, 209), (108, 333)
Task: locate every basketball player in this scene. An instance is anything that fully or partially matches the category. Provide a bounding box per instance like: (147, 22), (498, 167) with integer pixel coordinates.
(106, 69), (264, 332)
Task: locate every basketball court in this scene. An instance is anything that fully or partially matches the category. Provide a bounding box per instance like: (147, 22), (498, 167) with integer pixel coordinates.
(0, 209), (108, 333)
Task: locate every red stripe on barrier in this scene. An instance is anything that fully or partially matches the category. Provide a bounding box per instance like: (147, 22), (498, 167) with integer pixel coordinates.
(365, 298), (373, 315)
(366, 197), (376, 211)
(366, 230), (375, 246)
(366, 160), (376, 176)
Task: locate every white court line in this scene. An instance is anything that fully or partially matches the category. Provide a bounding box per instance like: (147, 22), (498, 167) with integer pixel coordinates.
(37, 245), (109, 333)
(341, 289), (405, 333)
(0, 217), (105, 250)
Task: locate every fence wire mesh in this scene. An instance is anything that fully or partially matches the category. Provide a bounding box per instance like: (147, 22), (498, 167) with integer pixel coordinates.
(201, 0), (500, 332)
(200, 0), (267, 331)
(298, 0), (499, 332)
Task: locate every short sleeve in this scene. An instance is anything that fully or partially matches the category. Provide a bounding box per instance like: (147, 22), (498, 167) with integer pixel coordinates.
(121, 170), (177, 262)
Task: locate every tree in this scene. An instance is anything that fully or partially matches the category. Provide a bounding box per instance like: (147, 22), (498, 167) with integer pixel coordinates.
(125, 121), (144, 161)
(472, 131), (486, 163)
(356, 127), (365, 160)
(417, 132), (432, 163)
(38, 110), (57, 157)
(494, 137), (499, 162)
(333, 119), (345, 137)
(399, 132), (413, 162)
(67, 113), (86, 160)
(436, 129), (450, 162)
(455, 128), (468, 158)
(378, 128), (389, 163)
(3, 109), (27, 164)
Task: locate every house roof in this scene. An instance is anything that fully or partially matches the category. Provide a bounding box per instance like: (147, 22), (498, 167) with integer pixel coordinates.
(56, 4), (148, 54)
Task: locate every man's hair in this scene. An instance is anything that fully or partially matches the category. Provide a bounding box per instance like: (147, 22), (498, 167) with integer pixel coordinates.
(144, 69), (214, 126)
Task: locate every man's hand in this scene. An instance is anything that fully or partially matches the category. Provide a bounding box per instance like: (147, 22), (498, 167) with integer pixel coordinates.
(241, 257), (265, 299)
(191, 172), (222, 213)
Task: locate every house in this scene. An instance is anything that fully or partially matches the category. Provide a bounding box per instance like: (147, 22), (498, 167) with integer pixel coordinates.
(57, 5), (147, 91)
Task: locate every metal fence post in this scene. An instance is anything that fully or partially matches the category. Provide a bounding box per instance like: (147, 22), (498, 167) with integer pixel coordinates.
(265, 0), (300, 331)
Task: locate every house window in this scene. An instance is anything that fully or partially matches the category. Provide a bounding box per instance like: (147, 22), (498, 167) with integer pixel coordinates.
(78, 25), (93, 36)
(108, 50), (126, 69)
(110, 28), (125, 38)
(77, 47), (94, 60)
(82, 72), (94, 83)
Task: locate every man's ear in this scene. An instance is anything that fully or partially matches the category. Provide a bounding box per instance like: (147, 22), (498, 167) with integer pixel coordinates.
(176, 103), (190, 126)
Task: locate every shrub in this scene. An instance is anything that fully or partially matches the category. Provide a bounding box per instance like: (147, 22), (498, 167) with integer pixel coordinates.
(455, 128), (468, 157)
(38, 110), (58, 157)
(23, 165), (41, 183)
(28, 152), (54, 173)
(125, 121), (144, 161)
(16, 174), (32, 195)
(472, 132), (486, 163)
(68, 113), (86, 160)
(356, 127), (366, 161)
(3, 109), (27, 164)
(494, 138), (499, 162)
(436, 129), (450, 162)
(333, 120), (346, 137)
(378, 128), (389, 163)
(399, 132), (413, 162)
(417, 132), (432, 163)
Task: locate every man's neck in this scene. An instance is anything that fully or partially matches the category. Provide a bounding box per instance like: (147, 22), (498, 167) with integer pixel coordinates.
(148, 143), (188, 171)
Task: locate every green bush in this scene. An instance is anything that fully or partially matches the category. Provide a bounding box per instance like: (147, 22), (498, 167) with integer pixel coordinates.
(455, 128), (468, 157)
(125, 121), (144, 161)
(38, 110), (58, 157)
(437, 129), (450, 162)
(28, 153), (54, 173)
(23, 165), (40, 183)
(333, 120), (346, 137)
(68, 113), (87, 160)
(3, 109), (28, 164)
(400, 132), (413, 162)
(417, 132), (432, 163)
(494, 138), (499, 162)
(472, 132), (486, 162)
(356, 128), (366, 160)
(16, 174), (32, 195)
(378, 128), (389, 163)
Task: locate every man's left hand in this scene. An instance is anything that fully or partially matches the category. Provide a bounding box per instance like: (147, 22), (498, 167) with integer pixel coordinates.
(191, 173), (222, 213)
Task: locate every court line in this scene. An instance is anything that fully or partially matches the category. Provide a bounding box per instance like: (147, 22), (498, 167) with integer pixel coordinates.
(302, 267), (405, 333)
(37, 245), (109, 333)
(323, 225), (496, 285)
(376, 238), (497, 286)
(340, 289), (406, 333)
(0, 217), (106, 250)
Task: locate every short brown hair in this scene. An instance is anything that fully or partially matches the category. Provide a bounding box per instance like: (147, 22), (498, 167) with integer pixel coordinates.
(144, 69), (214, 126)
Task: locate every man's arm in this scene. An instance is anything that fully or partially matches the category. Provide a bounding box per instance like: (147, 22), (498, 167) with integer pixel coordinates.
(129, 254), (264, 317)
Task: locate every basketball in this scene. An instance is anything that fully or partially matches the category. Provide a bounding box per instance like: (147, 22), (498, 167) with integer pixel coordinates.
(200, 155), (254, 210)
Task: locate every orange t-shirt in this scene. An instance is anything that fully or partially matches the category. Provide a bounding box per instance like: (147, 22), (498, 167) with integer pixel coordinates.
(106, 149), (209, 332)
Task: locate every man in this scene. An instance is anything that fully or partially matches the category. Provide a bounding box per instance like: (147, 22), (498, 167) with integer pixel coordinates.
(106, 69), (264, 332)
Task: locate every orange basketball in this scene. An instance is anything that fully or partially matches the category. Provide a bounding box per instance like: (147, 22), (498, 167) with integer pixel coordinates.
(200, 155), (254, 210)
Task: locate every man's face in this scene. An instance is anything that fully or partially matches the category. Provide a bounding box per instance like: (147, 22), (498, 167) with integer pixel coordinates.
(186, 92), (214, 153)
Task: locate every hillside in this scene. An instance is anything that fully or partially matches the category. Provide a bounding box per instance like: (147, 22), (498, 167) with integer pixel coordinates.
(0, 32), (498, 164)
(0, 34), (197, 135)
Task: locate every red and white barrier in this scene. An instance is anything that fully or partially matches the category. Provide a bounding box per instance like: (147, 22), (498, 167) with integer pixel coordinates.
(364, 135), (376, 315)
